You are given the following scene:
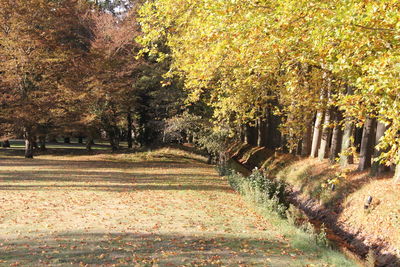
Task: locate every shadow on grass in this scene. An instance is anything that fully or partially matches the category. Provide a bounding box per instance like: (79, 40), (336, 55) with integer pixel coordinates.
(0, 157), (206, 170)
(0, 148), (226, 192)
(0, 231), (294, 266)
(0, 183), (230, 192)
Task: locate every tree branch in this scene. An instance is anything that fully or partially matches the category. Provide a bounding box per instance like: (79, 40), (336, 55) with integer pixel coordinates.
(350, 23), (398, 32)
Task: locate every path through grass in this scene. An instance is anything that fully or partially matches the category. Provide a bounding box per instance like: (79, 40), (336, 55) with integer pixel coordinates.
(0, 147), (354, 266)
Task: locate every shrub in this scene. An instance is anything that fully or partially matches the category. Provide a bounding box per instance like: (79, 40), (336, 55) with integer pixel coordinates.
(227, 171), (244, 192)
(226, 168), (289, 217)
(225, 167), (330, 246)
(216, 163), (230, 177)
(286, 204), (306, 226)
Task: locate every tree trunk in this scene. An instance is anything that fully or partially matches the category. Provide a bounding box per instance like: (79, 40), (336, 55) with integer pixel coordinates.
(244, 124), (257, 146)
(39, 136), (46, 151)
(33, 139), (38, 150)
(2, 139), (10, 148)
(371, 121), (388, 176)
(24, 128), (34, 158)
(86, 136), (94, 151)
(266, 111), (282, 150)
(301, 120), (313, 157)
(107, 127), (120, 151)
(311, 111), (324, 157)
(296, 139), (302, 155)
(188, 134), (194, 144)
(127, 112), (133, 149)
(329, 111), (343, 164)
(206, 153), (212, 164)
(318, 110), (332, 160)
(78, 136), (83, 144)
(109, 138), (119, 151)
(64, 137), (70, 144)
(239, 124), (245, 143)
(358, 117), (376, 171)
(354, 127), (363, 153)
(257, 117), (268, 147)
(340, 119), (355, 168)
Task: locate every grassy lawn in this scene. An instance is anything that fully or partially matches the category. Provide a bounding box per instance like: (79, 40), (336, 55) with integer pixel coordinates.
(0, 146), (355, 266)
(5, 139), (125, 151)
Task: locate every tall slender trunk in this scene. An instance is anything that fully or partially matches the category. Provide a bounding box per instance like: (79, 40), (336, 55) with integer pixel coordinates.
(311, 111), (324, 157)
(371, 121), (388, 176)
(240, 124), (245, 143)
(311, 83), (329, 158)
(329, 111), (343, 164)
(244, 124), (257, 146)
(354, 127), (363, 153)
(78, 136), (83, 144)
(340, 119), (355, 167)
(318, 74), (333, 160)
(301, 122), (313, 157)
(358, 117), (376, 171)
(340, 85), (355, 167)
(24, 128), (34, 158)
(318, 109), (332, 160)
(127, 112), (133, 149)
(266, 111), (282, 150)
(296, 139), (302, 155)
(257, 117), (268, 147)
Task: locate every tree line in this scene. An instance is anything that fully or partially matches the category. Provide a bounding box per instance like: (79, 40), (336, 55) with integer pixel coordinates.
(138, 0), (400, 182)
(0, 0), (184, 157)
(2, 0), (400, 184)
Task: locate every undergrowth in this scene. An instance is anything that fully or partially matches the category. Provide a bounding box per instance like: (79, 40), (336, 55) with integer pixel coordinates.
(227, 168), (289, 217)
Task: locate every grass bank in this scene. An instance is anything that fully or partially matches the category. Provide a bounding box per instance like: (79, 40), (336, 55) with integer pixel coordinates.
(226, 142), (399, 266)
(220, 167), (357, 267)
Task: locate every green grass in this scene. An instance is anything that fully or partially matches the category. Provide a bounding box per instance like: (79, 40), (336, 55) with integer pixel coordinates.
(5, 139), (122, 151)
(0, 147), (357, 266)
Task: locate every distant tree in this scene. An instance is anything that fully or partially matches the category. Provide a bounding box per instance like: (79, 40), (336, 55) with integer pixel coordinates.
(82, 10), (143, 150)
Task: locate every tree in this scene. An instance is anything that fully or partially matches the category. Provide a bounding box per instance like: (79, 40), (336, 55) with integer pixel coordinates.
(0, 0), (93, 158)
(81, 9), (143, 150)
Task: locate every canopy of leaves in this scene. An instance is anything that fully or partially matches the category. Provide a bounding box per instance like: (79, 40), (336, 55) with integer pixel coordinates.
(138, 0), (400, 163)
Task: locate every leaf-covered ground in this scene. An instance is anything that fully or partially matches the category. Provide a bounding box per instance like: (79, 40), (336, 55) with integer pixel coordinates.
(0, 147), (351, 266)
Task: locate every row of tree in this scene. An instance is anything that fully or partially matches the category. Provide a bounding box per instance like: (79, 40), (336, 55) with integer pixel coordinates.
(138, 0), (400, 182)
(0, 0), (185, 157)
(2, 0), (400, 184)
